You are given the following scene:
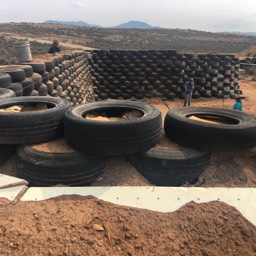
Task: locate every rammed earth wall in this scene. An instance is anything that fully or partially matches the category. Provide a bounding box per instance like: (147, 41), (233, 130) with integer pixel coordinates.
(89, 50), (240, 101)
(0, 50), (240, 103)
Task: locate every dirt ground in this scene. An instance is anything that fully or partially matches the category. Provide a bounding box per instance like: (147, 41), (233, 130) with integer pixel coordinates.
(1, 195), (256, 256)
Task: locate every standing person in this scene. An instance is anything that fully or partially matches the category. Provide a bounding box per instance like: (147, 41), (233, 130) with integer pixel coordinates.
(183, 78), (195, 107)
(48, 39), (60, 54)
(233, 95), (245, 111)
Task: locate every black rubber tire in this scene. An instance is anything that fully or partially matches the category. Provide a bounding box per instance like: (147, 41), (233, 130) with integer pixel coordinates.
(18, 65), (33, 77)
(38, 84), (48, 96)
(0, 73), (12, 88)
(7, 82), (23, 97)
(42, 71), (49, 84)
(16, 142), (109, 186)
(0, 67), (26, 82)
(164, 107), (256, 151)
(30, 90), (39, 96)
(31, 73), (43, 90)
(0, 96), (71, 144)
(21, 78), (34, 96)
(127, 145), (211, 186)
(45, 61), (55, 72)
(0, 65), (33, 78)
(27, 63), (46, 74)
(0, 145), (15, 167)
(0, 88), (16, 99)
(64, 100), (162, 155)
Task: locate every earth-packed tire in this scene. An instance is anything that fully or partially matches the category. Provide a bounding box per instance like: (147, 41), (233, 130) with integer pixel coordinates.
(0, 96), (71, 144)
(27, 63), (46, 74)
(45, 60), (55, 72)
(16, 139), (109, 186)
(30, 90), (39, 96)
(164, 107), (256, 151)
(0, 73), (12, 88)
(0, 67), (26, 82)
(31, 72), (43, 90)
(0, 145), (15, 167)
(7, 82), (23, 97)
(21, 78), (34, 96)
(38, 84), (48, 96)
(0, 88), (16, 99)
(127, 144), (211, 186)
(0, 65), (33, 78)
(64, 100), (162, 155)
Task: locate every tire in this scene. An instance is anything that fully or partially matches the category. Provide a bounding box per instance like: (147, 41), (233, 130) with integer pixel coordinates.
(0, 73), (12, 88)
(64, 100), (162, 155)
(31, 73), (43, 90)
(30, 90), (39, 96)
(0, 65), (33, 78)
(8, 82), (23, 97)
(0, 96), (71, 144)
(45, 61), (55, 72)
(164, 107), (256, 151)
(0, 88), (16, 99)
(38, 83), (48, 96)
(0, 67), (26, 82)
(19, 65), (33, 77)
(21, 78), (34, 96)
(16, 140), (109, 186)
(27, 63), (46, 74)
(42, 71), (49, 84)
(127, 145), (211, 186)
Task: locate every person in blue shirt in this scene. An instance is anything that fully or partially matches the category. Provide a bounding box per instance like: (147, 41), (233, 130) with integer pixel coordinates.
(183, 78), (195, 107)
(233, 95), (245, 111)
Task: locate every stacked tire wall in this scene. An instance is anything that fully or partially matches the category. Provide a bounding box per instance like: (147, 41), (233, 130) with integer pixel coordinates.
(0, 52), (92, 106)
(89, 50), (240, 100)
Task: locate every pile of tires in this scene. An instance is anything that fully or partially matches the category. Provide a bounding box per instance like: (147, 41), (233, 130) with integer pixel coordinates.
(20, 52), (91, 106)
(89, 50), (240, 101)
(127, 106), (256, 186)
(0, 65), (35, 97)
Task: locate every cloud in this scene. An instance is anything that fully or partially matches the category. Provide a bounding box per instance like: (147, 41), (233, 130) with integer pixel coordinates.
(70, 2), (83, 9)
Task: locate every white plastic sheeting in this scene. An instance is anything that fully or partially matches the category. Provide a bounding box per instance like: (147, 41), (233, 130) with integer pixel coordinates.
(21, 186), (256, 227)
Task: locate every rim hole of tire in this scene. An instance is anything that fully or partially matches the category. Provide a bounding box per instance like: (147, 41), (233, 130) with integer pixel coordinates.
(84, 107), (144, 121)
(187, 114), (239, 125)
(0, 102), (55, 112)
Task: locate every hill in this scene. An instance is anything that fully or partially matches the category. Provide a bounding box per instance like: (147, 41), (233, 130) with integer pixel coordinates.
(44, 20), (102, 28)
(1, 22), (256, 54)
(44, 20), (156, 29)
(114, 21), (155, 29)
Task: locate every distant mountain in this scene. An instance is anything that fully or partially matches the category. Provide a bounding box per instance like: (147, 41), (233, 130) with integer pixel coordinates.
(113, 20), (155, 29)
(43, 20), (159, 29)
(44, 20), (102, 28)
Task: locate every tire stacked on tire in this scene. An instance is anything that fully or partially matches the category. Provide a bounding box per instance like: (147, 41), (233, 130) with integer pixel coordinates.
(0, 65), (34, 97)
(88, 50), (240, 101)
(64, 100), (162, 155)
(0, 96), (71, 145)
(164, 107), (256, 151)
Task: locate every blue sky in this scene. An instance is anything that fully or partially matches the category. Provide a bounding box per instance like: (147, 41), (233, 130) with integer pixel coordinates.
(0, 0), (255, 32)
